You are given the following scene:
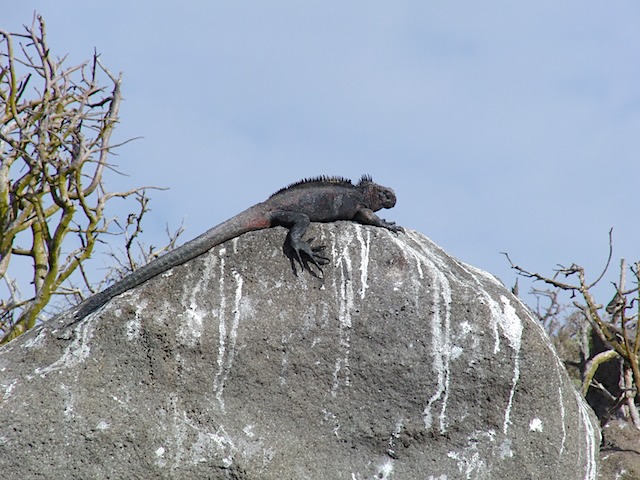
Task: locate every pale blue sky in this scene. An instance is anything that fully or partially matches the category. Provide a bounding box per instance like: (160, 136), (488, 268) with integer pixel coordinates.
(5, 2), (640, 308)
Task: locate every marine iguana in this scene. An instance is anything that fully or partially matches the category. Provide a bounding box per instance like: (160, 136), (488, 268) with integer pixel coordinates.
(72, 175), (401, 321)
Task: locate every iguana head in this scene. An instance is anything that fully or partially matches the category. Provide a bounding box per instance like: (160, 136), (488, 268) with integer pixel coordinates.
(358, 175), (397, 211)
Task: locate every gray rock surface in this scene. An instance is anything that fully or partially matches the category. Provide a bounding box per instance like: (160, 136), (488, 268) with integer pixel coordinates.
(599, 419), (640, 479)
(0, 223), (600, 479)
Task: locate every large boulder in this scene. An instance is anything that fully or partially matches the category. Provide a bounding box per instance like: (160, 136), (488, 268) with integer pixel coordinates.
(0, 223), (599, 479)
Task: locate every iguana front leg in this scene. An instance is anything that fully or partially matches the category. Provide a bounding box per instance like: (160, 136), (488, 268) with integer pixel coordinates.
(354, 208), (403, 233)
(270, 211), (330, 276)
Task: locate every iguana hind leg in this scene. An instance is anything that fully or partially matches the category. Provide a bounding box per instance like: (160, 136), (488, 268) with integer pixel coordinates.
(270, 210), (330, 276)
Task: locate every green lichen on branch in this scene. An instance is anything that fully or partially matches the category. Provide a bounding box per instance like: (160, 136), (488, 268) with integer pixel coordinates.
(0, 15), (146, 344)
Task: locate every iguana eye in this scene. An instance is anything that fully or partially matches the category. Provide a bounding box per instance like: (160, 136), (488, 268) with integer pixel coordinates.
(379, 189), (396, 208)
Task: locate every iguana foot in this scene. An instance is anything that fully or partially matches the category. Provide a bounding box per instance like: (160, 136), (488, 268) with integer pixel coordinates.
(381, 220), (404, 233)
(284, 236), (330, 277)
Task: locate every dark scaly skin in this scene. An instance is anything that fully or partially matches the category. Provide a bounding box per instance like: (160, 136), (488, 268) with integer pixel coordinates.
(71, 175), (401, 322)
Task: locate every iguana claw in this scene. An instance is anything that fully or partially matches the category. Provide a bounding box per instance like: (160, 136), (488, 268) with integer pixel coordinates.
(285, 236), (329, 277)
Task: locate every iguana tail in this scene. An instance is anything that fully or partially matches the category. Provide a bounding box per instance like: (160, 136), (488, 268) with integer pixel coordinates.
(72, 204), (270, 321)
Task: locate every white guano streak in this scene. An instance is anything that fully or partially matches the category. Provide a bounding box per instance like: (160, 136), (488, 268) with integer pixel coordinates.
(2, 379), (17, 400)
(556, 363), (568, 456)
(35, 316), (95, 377)
(179, 254), (218, 347)
(422, 268), (453, 433)
(403, 232), (523, 436)
(354, 225), (371, 299)
(212, 255), (244, 411)
(575, 387), (598, 480)
(330, 226), (371, 396)
(459, 258), (601, 469)
(487, 295), (523, 435)
(395, 232), (453, 433)
(332, 239), (354, 397)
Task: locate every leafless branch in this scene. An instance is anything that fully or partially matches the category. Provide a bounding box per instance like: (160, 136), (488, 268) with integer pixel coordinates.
(505, 235), (640, 428)
(0, 16), (176, 344)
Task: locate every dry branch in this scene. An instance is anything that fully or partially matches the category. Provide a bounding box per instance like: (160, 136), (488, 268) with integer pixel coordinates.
(0, 15), (172, 344)
(504, 232), (640, 428)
